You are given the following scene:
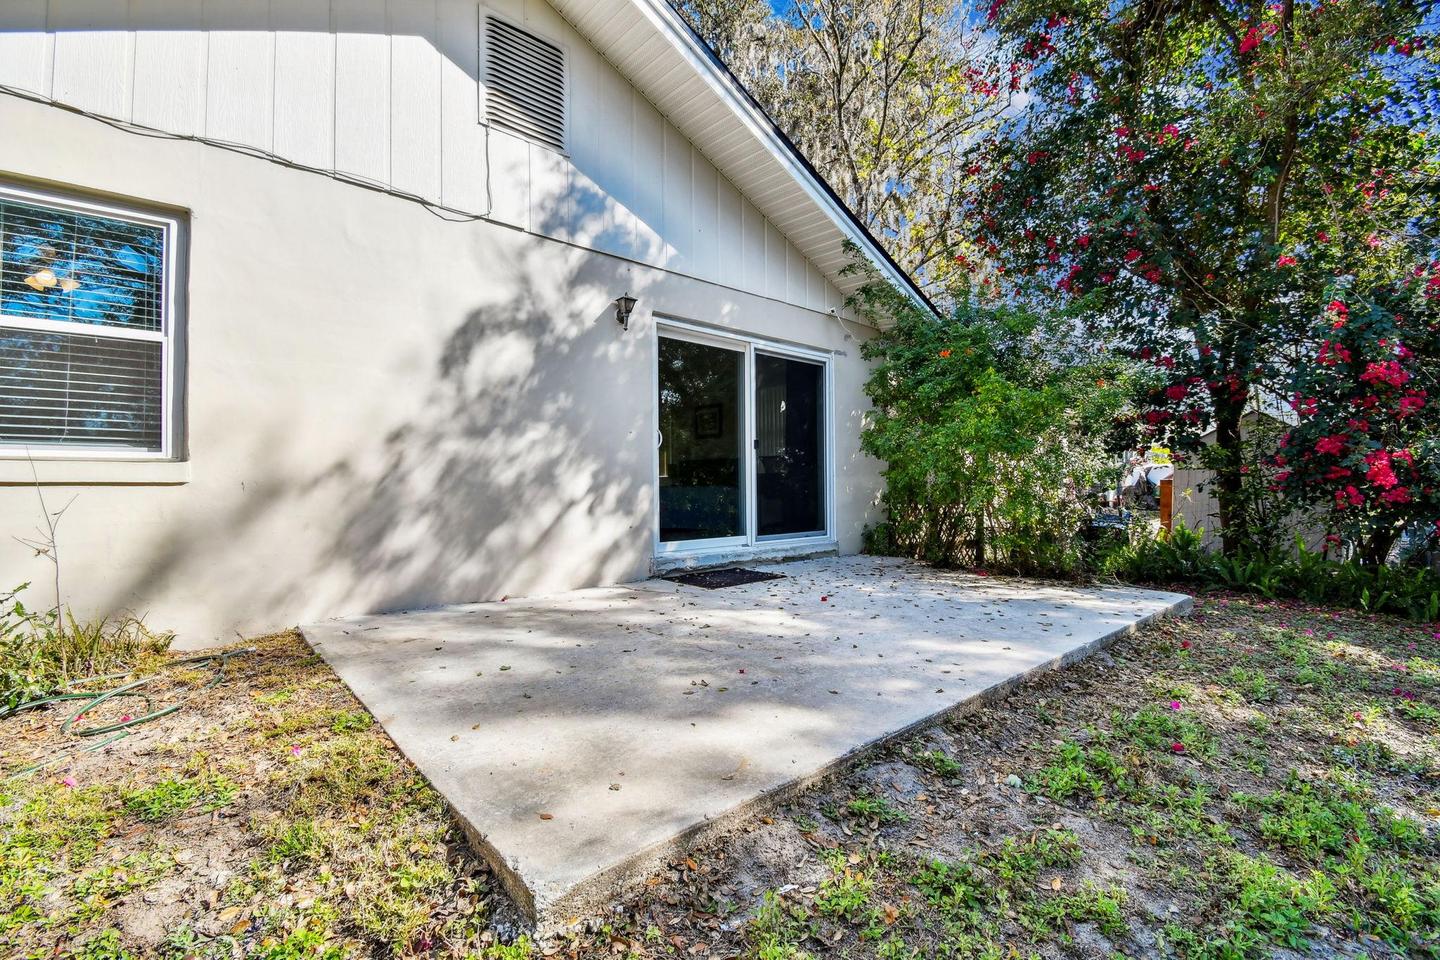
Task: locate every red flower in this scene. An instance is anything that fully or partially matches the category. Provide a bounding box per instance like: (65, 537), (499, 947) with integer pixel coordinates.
(1239, 26), (1263, 54)
(1315, 435), (1348, 456)
(1381, 487), (1412, 504)
(1360, 361), (1410, 388)
(1275, 254), (1298, 268)
(1364, 450), (1398, 489)
(1317, 340), (1351, 366)
(1170, 742), (1186, 754)
(1334, 485), (1365, 508)
(1165, 384), (1188, 401)
(939, 349), (952, 358)
(1124, 249), (1142, 263)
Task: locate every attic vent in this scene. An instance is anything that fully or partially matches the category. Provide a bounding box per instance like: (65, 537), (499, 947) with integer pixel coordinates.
(483, 16), (566, 152)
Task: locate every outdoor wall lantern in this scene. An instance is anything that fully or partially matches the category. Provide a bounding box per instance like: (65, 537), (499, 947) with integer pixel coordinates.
(614, 293), (638, 331)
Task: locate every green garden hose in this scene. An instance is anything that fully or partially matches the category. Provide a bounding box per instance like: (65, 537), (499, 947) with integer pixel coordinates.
(1, 648), (253, 780)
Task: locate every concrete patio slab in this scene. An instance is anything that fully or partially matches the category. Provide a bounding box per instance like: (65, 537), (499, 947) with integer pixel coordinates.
(302, 556), (1190, 929)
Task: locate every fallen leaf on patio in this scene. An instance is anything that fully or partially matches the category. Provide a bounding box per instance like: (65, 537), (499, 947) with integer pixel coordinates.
(218, 906), (243, 922)
(609, 783), (621, 791)
(1051, 876), (1064, 891)
(538, 812), (554, 820)
(881, 902), (899, 925)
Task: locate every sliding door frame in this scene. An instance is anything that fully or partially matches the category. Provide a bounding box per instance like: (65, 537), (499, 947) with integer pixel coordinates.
(653, 316), (836, 559)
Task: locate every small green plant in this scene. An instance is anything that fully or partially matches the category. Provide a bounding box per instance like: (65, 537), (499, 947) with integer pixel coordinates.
(910, 748), (962, 778)
(123, 772), (237, 822)
(1223, 666), (1275, 703)
(845, 794), (908, 825)
(1036, 741), (1132, 800)
(329, 709), (374, 733)
(1398, 698), (1440, 725)
(2, 583), (170, 709)
(816, 868), (874, 921)
(747, 892), (816, 960)
(251, 927), (345, 960)
(69, 930), (134, 960)
(1117, 703), (1217, 756)
(1026, 883), (1129, 939)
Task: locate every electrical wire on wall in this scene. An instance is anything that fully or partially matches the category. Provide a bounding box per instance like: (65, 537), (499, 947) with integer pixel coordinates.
(0, 82), (495, 225)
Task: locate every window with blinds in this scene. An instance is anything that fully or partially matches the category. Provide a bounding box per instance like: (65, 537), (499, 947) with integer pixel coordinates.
(483, 15), (567, 152)
(0, 185), (177, 457)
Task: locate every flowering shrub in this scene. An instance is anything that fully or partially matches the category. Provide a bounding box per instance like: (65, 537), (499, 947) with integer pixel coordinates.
(967, 0), (1438, 556)
(856, 279), (1136, 575)
(1275, 279), (1440, 563)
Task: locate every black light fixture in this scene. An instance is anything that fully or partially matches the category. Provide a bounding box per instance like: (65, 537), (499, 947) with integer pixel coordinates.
(613, 292), (638, 331)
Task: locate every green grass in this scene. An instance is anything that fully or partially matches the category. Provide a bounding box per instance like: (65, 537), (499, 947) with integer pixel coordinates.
(122, 771), (238, 822)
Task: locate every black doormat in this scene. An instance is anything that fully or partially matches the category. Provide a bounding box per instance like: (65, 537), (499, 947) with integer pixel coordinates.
(664, 567), (786, 589)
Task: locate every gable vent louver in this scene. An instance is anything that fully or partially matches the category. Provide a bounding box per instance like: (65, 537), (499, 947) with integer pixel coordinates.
(483, 16), (566, 152)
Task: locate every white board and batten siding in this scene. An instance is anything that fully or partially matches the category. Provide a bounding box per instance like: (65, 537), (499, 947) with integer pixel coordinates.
(0, 0), (843, 315)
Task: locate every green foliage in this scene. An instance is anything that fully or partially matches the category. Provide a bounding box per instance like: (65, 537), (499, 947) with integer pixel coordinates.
(912, 829), (1097, 948)
(1035, 740), (1131, 801)
(1, 583), (171, 709)
(859, 288), (1138, 575)
(746, 892), (816, 960)
(1102, 524), (1440, 620)
(844, 794), (908, 825)
(815, 869), (873, 920)
(1025, 883), (1128, 939)
(251, 927), (345, 960)
(909, 748), (963, 778)
(122, 772), (237, 822)
(975, 0), (1440, 555)
(69, 930), (134, 960)
(1116, 703), (1216, 757)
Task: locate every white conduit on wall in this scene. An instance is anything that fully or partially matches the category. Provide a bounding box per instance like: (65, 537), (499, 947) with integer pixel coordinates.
(0, 83), (495, 225)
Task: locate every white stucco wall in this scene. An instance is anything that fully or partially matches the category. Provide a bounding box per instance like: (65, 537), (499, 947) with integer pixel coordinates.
(0, 93), (885, 647)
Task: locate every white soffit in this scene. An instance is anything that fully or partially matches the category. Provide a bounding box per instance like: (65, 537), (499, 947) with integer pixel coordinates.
(548, 0), (935, 315)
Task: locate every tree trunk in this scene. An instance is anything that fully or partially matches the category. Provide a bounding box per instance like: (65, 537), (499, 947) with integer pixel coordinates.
(1212, 398), (1246, 557)
(1361, 525), (1400, 566)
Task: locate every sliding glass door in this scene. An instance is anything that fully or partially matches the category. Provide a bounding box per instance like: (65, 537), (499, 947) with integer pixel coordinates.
(755, 353), (825, 539)
(657, 325), (829, 552)
(657, 335), (746, 547)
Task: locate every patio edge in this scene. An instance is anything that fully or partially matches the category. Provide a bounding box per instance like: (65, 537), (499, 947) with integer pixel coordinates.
(520, 589), (1195, 934)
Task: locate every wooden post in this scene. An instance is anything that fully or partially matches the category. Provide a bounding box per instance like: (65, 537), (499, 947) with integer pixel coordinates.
(1159, 477), (1174, 537)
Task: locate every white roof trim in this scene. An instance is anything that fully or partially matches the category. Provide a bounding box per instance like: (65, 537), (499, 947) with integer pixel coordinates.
(551, 0), (935, 317)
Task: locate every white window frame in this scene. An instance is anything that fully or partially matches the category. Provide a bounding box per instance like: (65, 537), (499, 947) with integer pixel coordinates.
(0, 181), (183, 462)
(653, 316), (836, 558)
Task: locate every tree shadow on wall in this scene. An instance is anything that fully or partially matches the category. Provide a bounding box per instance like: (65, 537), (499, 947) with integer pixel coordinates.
(99, 243), (656, 642)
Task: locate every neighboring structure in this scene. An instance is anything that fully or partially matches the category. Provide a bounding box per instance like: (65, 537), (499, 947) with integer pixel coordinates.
(0, 0), (926, 646)
(1171, 407), (1329, 551)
